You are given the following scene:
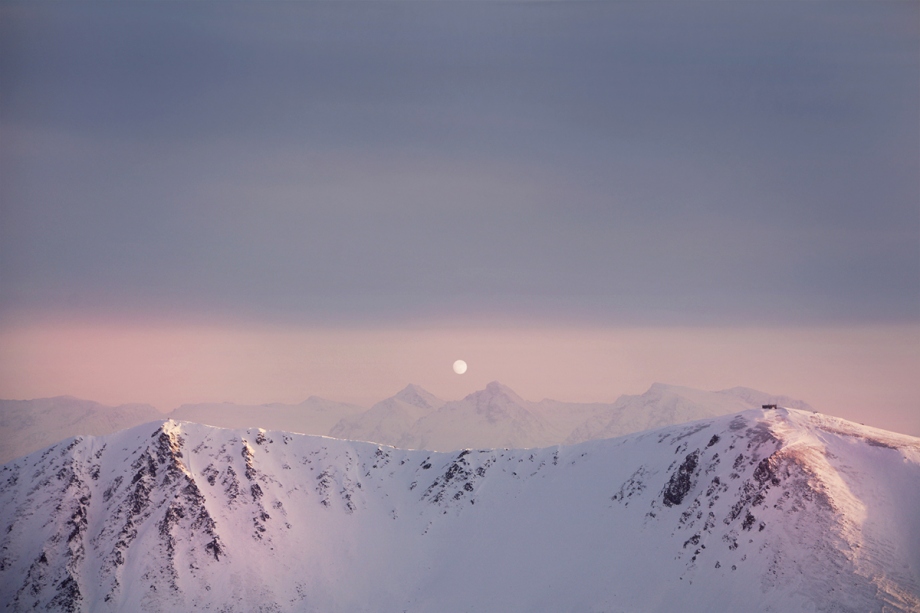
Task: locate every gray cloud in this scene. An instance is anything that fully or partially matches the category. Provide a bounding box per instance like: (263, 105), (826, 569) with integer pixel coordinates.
(1, 1), (917, 325)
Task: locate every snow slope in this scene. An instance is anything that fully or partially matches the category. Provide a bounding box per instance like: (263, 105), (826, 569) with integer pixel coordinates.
(0, 397), (161, 464)
(1, 408), (917, 612)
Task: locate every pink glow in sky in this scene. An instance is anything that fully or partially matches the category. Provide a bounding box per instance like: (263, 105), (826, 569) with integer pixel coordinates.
(1, 319), (917, 436)
(1, 3), (917, 444)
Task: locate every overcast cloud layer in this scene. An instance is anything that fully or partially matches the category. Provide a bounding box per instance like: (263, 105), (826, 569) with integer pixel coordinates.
(1, 1), (918, 326)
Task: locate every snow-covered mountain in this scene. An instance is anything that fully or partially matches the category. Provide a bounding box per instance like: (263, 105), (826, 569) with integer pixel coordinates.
(563, 382), (814, 444)
(0, 397), (162, 464)
(2, 384), (812, 459)
(329, 384), (444, 448)
(2, 408), (917, 612)
(335, 382), (812, 452)
(400, 381), (558, 450)
(168, 396), (365, 436)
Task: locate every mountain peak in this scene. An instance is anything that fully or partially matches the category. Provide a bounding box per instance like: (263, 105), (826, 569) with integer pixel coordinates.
(459, 381), (530, 409)
(482, 381), (520, 397)
(644, 382), (692, 396)
(393, 384), (441, 409)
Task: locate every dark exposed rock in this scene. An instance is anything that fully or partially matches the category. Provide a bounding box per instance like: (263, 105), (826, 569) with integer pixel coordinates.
(733, 454), (745, 470)
(47, 575), (81, 613)
(242, 442), (257, 481)
(753, 456), (781, 487)
(205, 539), (223, 561)
(662, 451), (700, 507)
(742, 511), (756, 531)
(201, 464), (219, 486)
(222, 466), (242, 504)
(612, 467), (649, 506)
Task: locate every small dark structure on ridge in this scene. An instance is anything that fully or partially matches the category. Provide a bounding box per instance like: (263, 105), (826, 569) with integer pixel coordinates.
(762, 404), (778, 410)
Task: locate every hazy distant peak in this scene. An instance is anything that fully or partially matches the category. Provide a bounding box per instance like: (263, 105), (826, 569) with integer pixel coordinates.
(24, 396), (107, 410)
(0, 396), (162, 464)
(393, 384), (441, 409)
(453, 382), (531, 414)
(397, 383), (423, 395)
(47, 394), (86, 402)
(480, 381), (521, 399)
(466, 382), (532, 419)
(298, 396), (365, 412)
(643, 382), (696, 396)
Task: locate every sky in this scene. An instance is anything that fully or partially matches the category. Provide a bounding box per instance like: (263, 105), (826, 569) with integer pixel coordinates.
(1, 1), (918, 435)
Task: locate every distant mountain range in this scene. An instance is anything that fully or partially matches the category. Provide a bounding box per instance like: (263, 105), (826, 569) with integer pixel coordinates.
(0, 397), (161, 465)
(2, 408), (917, 611)
(0, 383), (812, 463)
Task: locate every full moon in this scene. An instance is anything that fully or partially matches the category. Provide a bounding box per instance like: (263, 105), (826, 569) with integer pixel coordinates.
(452, 360), (468, 375)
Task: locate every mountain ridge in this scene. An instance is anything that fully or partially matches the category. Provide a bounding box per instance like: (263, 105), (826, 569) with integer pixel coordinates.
(1, 407), (917, 612)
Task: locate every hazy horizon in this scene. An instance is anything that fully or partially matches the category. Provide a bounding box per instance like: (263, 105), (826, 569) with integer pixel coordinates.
(2, 317), (917, 436)
(1, 2), (917, 437)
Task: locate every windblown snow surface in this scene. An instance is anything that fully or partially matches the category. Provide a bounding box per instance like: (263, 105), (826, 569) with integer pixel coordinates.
(1, 408), (918, 612)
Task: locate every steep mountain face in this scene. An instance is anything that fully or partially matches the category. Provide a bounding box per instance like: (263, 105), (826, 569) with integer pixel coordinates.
(329, 384), (444, 448)
(0, 397), (162, 464)
(168, 396), (365, 435)
(2, 409), (917, 612)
